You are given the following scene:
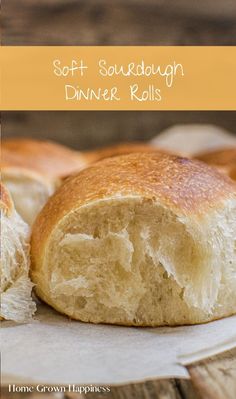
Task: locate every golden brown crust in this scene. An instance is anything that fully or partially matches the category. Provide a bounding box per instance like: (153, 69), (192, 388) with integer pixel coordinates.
(195, 147), (236, 181)
(0, 183), (13, 216)
(31, 152), (236, 273)
(2, 138), (88, 179)
(84, 142), (166, 164)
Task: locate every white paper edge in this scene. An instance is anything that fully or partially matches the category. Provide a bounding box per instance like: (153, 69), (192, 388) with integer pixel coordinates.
(178, 336), (236, 366)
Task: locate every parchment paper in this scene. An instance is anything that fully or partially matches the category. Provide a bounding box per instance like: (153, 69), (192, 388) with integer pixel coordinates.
(1, 303), (236, 385)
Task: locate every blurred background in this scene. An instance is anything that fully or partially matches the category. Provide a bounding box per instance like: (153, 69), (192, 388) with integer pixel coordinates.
(2, 0), (236, 149)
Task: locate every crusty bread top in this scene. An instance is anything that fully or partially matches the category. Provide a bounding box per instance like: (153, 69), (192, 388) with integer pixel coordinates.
(195, 148), (236, 180)
(31, 152), (236, 260)
(2, 138), (88, 178)
(0, 183), (13, 216)
(84, 142), (165, 163)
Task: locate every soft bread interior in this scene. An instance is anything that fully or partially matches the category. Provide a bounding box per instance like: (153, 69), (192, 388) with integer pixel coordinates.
(1, 208), (36, 322)
(2, 170), (55, 226)
(35, 197), (236, 326)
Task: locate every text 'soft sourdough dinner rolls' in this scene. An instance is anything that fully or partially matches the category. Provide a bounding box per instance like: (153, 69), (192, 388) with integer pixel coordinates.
(0, 183), (36, 322)
(31, 153), (236, 327)
(195, 148), (236, 181)
(1, 138), (88, 225)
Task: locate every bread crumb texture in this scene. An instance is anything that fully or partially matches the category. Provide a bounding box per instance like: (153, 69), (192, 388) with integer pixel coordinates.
(1, 183), (36, 322)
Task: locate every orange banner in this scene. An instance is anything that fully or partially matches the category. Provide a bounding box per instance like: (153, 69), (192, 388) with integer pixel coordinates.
(1, 46), (236, 110)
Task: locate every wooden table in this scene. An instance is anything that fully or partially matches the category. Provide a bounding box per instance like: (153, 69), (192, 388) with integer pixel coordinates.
(3, 0), (236, 46)
(2, 348), (236, 399)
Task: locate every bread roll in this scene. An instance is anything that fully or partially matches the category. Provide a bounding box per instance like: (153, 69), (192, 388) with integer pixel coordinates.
(2, 138), (88, 225)
(1, 183), (36, 322)
(195, 148), (236, 181)
(84, 142), (161, 163)
(2, 165), (56, 225)
(2, 138), (88, 178)
(31, 153), (236, 326)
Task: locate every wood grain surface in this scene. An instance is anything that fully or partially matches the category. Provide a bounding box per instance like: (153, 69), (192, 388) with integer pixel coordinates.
(188, 348), (236, 399)
(2, 0), (236, 45)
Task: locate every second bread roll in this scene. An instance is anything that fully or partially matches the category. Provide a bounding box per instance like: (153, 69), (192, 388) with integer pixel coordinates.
(2, 165), (55, 226)
(31, 153), (236, 326)
(2, 138), (88, 179)
(2, 138), (88, 225)
(195, 148), (236, 181)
